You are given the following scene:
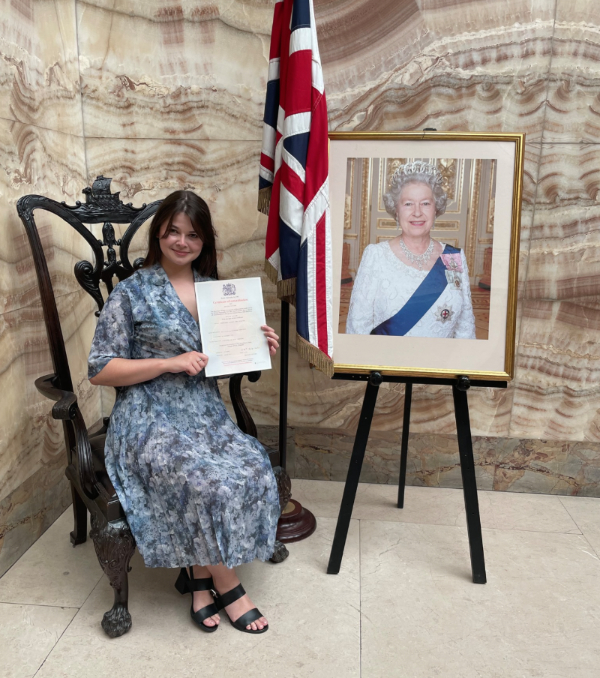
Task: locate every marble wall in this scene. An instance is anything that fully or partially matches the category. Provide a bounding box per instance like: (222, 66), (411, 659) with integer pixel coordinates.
(0, 0), (102, 575)
(2, 0), (600, 573)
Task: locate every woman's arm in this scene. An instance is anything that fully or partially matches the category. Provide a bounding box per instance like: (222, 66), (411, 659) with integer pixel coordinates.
(91, 325), (279, 387)
(88, 285), (211, 387)
(89, 352), (208, 387)
(453, 251), (477, 340)
(346, 246), (378, 334)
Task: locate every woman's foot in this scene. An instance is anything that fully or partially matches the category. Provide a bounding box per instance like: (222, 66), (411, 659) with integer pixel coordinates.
(218, 586), (268, 631)
(211, 568), (267, 631)
(192, 565), (220, 628)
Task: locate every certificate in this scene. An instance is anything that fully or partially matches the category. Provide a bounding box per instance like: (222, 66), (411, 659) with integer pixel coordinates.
(195, 277), (272, 377)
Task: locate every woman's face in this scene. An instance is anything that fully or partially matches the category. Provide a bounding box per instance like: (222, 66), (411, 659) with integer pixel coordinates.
(396, 181), (436, 239)
(158, 212), (204, 268)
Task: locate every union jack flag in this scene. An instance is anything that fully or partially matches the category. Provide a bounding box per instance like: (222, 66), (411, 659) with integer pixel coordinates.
(258, 0), (333, 376)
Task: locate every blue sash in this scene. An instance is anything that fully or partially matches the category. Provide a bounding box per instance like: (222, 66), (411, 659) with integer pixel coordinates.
(370, 245), (459, 336)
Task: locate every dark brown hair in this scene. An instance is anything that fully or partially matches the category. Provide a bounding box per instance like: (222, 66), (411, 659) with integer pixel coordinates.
(142, 190), (217, 277)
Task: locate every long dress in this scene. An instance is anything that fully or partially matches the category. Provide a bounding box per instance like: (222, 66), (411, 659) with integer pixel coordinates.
(346, 241), (477, 339)
(87, 263), (281, 569)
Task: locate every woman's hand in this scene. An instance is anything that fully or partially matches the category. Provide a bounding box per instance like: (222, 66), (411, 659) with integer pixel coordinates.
(262, 325), (279, 356)
(165, 351), (209, 376)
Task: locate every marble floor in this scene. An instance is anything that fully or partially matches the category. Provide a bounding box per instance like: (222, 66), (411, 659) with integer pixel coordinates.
(2, 480), (600, 678)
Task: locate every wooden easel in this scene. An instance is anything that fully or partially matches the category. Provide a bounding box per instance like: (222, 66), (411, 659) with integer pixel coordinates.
(326, 371), (507, 583)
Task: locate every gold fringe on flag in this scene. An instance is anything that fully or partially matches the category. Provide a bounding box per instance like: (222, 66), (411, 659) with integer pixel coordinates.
(296, 334), (334, 377)
(264, 259), (279, 286)
(257, 186), (272, 215)
(264, 260), (297, 304)
(264, 264), (331, 374)
(276, 276), (296, 301)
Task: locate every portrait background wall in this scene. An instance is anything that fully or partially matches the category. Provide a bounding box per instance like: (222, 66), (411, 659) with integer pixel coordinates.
(330, 133), (524, 381)
(340, 157), (497, 340)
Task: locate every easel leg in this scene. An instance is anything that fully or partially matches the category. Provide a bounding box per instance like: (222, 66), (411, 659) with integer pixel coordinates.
(397, 382), (412, 509)
(452, 384), (487, 584)
(327, 374), (382, 574)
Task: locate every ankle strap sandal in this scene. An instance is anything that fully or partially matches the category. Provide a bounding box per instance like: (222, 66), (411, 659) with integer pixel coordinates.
(174, 567), (220, 633)
(215, 583), (269, 635)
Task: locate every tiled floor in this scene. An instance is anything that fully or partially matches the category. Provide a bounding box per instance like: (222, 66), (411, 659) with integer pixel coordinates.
(2, 480), (599, 678)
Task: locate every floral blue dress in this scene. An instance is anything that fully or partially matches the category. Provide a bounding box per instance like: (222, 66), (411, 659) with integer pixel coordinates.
(88, 263), (280, 569)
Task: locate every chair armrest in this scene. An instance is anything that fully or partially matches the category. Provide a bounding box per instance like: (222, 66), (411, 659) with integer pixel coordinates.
(35, 375), (78, 419)
(35, 374), (109, 501)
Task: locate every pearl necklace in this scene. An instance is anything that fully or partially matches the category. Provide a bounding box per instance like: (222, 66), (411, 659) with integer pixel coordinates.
(400, 237), (434, 271)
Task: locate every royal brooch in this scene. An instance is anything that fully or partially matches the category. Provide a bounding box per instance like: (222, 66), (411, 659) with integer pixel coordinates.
(436, 306), (454, 323)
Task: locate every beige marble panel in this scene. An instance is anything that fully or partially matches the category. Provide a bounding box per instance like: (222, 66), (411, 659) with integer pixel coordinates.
(77, 0), (273, 140)
(77, 2), (555, 442)
(84, 137), (267, 252)
(318, 0), (554, 140)
(76, 0), (557, 141)
(509, 299), (600, 441)
(0, 448), (71, 577)
(0, 119), (101, 574)
(287, 424), (600, 496)
(545, 3), (600, 142)
(0, 287), (101, 498)
(0, 287), (104, 573)
(515, 151), (600, 443)
(0, 0), (83, 135)
(526, 143), (600, 302)
(0, 120), (90, 315)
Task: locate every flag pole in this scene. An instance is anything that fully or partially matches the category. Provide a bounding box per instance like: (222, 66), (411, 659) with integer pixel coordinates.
(278, 299), (289, 470)
(274, 297), (317, 544)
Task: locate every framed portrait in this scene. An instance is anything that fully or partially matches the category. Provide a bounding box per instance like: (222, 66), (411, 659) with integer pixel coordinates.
(330, 131), (524, 381)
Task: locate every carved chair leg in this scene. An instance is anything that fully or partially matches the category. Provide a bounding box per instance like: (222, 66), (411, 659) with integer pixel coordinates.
(90, 513), (136, 638)
(70, 484), (88, 546)
(270, 466), (290, 563)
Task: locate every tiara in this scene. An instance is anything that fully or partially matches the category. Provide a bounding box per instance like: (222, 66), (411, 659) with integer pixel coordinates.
(390, 161), (443, 186)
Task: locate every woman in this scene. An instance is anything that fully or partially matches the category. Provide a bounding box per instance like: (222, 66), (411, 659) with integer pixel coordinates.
(346, 161), (477, 339)
(88, 191), (281, 635)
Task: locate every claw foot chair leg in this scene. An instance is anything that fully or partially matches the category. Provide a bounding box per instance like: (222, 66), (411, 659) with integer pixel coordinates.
(270, 540), (289, 563)
(269, 466), (291, 563)
(90, 513), (136, 638)
(70, 484), (87, 546)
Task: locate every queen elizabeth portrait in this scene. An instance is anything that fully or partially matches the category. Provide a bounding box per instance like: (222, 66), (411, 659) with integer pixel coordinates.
(345, 161), (477, 339)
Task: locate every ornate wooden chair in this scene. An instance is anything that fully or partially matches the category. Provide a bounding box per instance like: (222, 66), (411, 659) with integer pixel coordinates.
(17, 176), (291, 639)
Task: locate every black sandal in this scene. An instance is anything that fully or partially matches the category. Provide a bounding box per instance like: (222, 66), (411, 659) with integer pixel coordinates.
(215, 583), (269, 634)
(174, 567), (220, 633)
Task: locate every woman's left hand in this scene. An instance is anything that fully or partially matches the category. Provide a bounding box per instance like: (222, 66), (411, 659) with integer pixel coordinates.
(262, 325), (279, 356)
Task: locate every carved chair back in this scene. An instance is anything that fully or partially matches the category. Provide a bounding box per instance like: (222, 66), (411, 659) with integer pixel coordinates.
(17, 176), (161, 395)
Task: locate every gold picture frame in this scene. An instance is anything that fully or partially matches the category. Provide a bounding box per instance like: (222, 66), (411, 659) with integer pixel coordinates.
(331, 131), (524, 381)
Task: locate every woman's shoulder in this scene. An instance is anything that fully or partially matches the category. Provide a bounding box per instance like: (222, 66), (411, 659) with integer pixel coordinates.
(109, 267), (153, 300)
(362, 240), (392, 261)
(356, 243), (387, 275)
(442, 243), (462, 254)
